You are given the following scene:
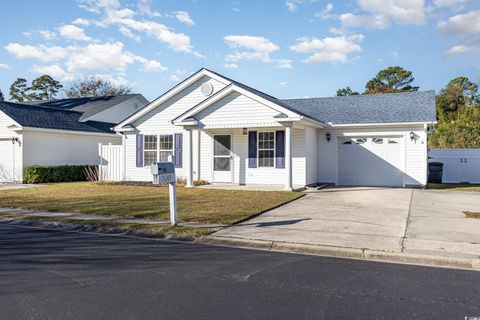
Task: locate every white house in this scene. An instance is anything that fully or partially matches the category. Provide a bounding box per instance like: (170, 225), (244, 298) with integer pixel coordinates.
(114, 69), (436, 189)
(0, 94), (148, 183)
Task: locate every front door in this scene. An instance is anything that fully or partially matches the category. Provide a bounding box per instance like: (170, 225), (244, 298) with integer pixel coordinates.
(213, 135), (232, 183)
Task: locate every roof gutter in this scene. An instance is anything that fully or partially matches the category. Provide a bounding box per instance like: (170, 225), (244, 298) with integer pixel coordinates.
(14, 126), (119, 137)
(328, 121), (437, 128)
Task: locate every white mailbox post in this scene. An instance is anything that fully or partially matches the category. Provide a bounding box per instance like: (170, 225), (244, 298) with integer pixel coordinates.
(151, 157), (177, 226)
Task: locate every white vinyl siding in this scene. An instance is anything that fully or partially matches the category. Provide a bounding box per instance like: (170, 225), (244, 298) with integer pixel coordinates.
(316, 126), (427, 187)
(0, 111), (23, 182)
(22, 131), (120, 168)
(195, 92), (296, 128)
(124, 76), (226, 181)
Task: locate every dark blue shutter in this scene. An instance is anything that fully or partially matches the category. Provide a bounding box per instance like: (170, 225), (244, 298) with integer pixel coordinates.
(174, 133), (183, 168)
(276, 130), (285, 168)
(136, 134), (144, 167)
(248, 131), (257, 168)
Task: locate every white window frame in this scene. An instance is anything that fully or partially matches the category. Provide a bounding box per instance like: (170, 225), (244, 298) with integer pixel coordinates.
(143, 134), (174, 166)
(159, 134), (174, 162)
(143, 135), (158, 167)
(257, 131), (276, 168)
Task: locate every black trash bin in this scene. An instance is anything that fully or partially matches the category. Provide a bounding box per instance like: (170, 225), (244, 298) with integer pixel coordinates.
(428, 162), (443, 183)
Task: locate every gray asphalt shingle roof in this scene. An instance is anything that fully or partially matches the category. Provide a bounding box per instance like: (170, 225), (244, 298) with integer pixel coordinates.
(0, 101), (115, 134)
(26, 94), (145, 121)
(280, 91), (437, 125)
(205, 69), (436, 125)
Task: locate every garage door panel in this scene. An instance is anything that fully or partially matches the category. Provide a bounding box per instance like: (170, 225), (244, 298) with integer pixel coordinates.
(0, 141), (13, 183)
(337, 137), (403, 187)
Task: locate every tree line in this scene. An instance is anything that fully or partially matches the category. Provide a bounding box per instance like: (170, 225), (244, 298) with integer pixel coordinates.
(336, 65), (480, 148)
(0, 75), (132, 102)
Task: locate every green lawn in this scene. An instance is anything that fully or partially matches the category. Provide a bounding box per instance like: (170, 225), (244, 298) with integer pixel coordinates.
(0, 182), (302, 225)
(427, 183), (480, 192)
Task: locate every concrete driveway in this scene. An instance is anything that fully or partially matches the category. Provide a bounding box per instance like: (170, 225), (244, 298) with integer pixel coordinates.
(213, 187), (480, 258)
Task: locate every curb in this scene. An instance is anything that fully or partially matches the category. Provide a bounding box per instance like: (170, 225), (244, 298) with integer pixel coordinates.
(0, 218), (197, 241)
(196, 236), (480, 271)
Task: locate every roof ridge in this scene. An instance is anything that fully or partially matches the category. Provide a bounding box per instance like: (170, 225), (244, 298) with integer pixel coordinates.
(27, 93), (140, 103)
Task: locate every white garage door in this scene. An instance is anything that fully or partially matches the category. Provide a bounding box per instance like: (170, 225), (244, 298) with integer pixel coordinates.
(0, 140), (14, 183)
(337, 136), (404, 187)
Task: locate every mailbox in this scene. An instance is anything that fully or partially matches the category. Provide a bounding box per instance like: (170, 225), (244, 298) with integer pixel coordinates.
(151, 162), (176, 185)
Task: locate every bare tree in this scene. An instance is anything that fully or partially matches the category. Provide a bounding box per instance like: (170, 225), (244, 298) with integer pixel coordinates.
(65, 76), (132, 98)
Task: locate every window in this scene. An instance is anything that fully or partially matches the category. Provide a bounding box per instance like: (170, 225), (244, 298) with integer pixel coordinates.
(258, 132), (275, 167)
(144, 135), (157, 166)
(159, 135), (173, 161)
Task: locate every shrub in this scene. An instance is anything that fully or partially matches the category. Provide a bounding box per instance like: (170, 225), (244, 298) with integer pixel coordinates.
(24, 165), (94, 184)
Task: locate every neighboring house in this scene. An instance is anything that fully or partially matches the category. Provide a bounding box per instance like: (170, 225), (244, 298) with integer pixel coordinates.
(113, 69), (436, 189)
(0, 94), (148, 183)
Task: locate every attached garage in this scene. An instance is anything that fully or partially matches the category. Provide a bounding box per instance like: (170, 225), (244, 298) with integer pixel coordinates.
(0, 139), (14, 183)
(337, 136), (404, 187)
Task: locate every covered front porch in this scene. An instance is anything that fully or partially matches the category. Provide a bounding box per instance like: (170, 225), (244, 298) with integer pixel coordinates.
(181, 125), (297, 191)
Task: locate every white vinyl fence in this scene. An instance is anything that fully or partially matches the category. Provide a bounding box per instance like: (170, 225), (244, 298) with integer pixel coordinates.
(428, 149), (480, 183)
(98, 144), (124, 181)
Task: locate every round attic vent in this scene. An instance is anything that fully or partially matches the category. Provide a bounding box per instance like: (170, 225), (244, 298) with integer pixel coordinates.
(200, 82), (214, 96)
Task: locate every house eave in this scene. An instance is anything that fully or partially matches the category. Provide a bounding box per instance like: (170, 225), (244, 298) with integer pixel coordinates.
(17, 126), (119, 137)
(328, 121), (437, 128)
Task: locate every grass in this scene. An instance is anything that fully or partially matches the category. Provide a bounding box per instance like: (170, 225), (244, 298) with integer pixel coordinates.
(0, 213), (212, 236)
(0, 182), (302, 225)
(464, 211), (480, 219)
(427, 183), (480, 192)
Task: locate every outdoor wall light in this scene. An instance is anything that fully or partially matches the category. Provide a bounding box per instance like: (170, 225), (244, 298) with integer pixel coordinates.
(242, 128), (248, 135)
(409, 131), (417, 141)
(325, 132), (331, 142)
(11, 137), (19, 144)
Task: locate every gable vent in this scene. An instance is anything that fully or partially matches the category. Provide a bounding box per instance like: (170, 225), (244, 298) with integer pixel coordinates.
(200, 82), (214, 96)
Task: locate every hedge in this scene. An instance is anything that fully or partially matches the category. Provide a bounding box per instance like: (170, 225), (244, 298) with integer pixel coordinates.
(24, 165), (94, 184)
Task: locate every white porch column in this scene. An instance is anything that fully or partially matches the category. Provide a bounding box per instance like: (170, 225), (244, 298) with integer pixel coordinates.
(284, 125), (293, 191)
(186, 128), (194, 188)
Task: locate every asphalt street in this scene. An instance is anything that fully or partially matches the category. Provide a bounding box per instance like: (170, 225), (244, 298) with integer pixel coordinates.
(1, 224), (479, 320)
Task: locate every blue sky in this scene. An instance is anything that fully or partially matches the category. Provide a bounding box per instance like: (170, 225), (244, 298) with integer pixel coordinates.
(0, 0), (479, 101)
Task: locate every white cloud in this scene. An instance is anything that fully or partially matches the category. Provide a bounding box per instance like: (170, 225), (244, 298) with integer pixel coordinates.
(438, 10), (480, 37)
(174, 11), (194, 26)
(58, 25), (92, 41)
(131, 54), (167, 72)
(340, 13), (390, 29)
(77, 0), (201, 56)
(315, 3), (334, 20)
(118, 26), (141, 42)
(278, 81), (288, 87)
(94, 73), (131, 87)
(0, 63), (9, 69)
(169, 69), (187, 82)
(72, 18), (90, 26)
(286, 1), (298, 12)
(340, 0), (426, 29)
(223, 63), (239, 69)
(433, 0), (469, 9)
(445, 45), (474, 56)
(31, 64), (72, 80)
(137, 0), (161, 16)
(6, 41), (166, 82)
(5, 43), (69, 62)
(438, 10), (480, 55)
(224, 35), (279, 62)
(289, 34), (364, 63)
(390, 51), (399, 58)
(38, 30), (57, 40)
(276, 59), (293, 69)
